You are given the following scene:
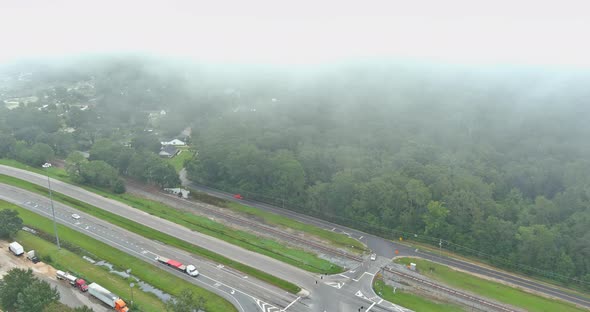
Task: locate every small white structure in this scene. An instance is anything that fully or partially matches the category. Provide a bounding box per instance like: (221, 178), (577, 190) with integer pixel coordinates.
(164, 188), (190, 199)
(160, 139), (186, 146)
(9, 242), (24, 256)
(410, 263), (417, 271)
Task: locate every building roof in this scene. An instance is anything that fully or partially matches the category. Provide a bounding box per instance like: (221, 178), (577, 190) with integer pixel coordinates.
(160, 145), (178, 155)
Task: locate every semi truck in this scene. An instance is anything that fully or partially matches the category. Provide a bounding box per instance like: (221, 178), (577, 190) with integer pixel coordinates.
(56, 270), (88, 292)
(88, 283), (129, 312)
(156, 256), (199, 276)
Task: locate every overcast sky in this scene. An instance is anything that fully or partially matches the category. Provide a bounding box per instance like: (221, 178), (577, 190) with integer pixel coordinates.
(1, 0), (589, 67)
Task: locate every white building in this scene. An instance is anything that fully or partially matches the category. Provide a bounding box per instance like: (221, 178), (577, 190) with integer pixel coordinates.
(160, 139), (186, 146)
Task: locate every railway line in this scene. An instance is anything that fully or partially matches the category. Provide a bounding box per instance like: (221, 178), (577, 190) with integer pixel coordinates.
(383, 267), (517, 312)
(128, 181), (366, 264)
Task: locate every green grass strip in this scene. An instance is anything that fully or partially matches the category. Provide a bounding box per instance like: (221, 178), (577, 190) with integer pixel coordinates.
(0, 174), (301, 293)
(394, 257), (587, 312)
(373, 279), (464, 312)
(225, 201), (367, 252)
(0, 159), (343, 274)
(1, 201), (237, 312)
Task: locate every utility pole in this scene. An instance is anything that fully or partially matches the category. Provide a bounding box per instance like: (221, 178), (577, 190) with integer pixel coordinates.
(439, 239), (442, 258)
(43, 163), (61, 250)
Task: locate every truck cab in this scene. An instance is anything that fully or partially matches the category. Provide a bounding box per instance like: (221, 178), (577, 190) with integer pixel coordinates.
(75, 279), (88, 292)
(114, 299), (129, 312)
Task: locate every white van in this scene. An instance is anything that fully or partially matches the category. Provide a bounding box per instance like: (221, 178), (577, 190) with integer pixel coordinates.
(9, 242), (24, 256)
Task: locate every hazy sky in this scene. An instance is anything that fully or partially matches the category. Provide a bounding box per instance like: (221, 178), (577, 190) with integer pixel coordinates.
(1, 0), (589, 67)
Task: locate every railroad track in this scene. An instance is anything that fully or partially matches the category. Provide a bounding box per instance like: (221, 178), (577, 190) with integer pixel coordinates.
(384, 267), (517, 312)
(127, 181), (365, 263)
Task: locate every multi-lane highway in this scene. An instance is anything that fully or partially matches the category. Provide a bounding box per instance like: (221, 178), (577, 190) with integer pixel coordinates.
(185, 181), (590, 310)
(0, 165), (400, 312)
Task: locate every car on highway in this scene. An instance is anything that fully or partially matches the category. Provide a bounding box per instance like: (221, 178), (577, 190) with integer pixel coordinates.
(233, 194), (243, 199)
(370, 253), (377, 261)
(71, 213), (81, 220)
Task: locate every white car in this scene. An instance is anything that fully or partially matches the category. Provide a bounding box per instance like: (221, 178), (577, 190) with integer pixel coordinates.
(71, 213), (81, 220)
(370, 253), (377, 261)
(186, 264), (199, 277)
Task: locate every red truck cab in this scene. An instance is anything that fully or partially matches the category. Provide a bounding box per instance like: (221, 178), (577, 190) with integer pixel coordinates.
(75, 279), (88, 292)
(233, 194), (243, 199)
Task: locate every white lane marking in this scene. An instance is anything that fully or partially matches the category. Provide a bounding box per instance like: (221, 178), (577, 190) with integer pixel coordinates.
(325, 282), (344, 289)
(359, 236), (364, 240)
(339, 274), (351, 279)
(6, 196), (253, 312)
(365, 302), (377, 312)
(353, 272), (375, 282)
(280, 296), (300, 311)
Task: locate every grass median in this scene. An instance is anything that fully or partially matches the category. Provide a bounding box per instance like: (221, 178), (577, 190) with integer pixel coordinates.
(373, 279), (464, 312)
(0, 174), (301, 294)
(394, 257), (587, 312)
(0, 159), (344, 274)
(1, 201), (237, 312)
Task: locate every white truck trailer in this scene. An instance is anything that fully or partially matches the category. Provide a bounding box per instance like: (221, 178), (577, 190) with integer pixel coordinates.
(87, 283), (129, 312)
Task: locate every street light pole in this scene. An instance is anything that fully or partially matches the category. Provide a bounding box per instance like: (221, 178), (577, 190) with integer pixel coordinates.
(43, 163), (60, 250)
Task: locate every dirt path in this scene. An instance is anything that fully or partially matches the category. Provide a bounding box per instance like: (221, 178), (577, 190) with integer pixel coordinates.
(0, 241), (108, 311)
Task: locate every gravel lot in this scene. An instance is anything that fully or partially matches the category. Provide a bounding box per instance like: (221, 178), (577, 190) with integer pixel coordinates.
(0, 241), (108, 311)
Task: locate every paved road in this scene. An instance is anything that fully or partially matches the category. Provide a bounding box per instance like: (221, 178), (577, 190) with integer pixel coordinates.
(0, 165), (402, 312)
(0, 183), (283, 312)
(185, 181), (590, 310)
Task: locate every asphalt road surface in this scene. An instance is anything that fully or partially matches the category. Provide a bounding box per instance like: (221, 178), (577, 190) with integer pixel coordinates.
(0, 165), (402, 312)
(185, 181), (590, 310)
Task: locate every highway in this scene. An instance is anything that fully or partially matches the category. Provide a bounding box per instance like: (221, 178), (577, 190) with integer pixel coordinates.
(0, 183), (295, 312)
(0, 165), (401, 312)
(185, 181), (590, 310)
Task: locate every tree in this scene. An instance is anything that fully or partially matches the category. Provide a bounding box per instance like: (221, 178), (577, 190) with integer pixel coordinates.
(16, 279), (60, 311)
(165, 289), (205, 312)
(0, 210), (23, 239)
(0, 268), (36, 311)
(422, 201), (450, 238)
(65, 151), (88, 182)
(131, 133), (161, 153)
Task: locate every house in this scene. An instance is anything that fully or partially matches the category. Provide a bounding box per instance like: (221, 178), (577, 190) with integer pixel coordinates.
(159, 145), (179, 158)
(160, 139), (186, 146)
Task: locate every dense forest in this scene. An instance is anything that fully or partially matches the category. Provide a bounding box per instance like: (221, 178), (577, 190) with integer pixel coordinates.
(1, 57), (589, 289)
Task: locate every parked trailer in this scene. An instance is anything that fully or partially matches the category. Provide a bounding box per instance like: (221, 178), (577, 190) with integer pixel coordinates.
(156, 256), (199, 276)
(88, 283), (129, 312)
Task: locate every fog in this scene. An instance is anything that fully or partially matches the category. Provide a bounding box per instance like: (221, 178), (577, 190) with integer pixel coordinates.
(1, 0), (590, 67)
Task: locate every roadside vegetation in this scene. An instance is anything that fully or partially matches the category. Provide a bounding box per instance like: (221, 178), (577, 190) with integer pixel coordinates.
(0, 174), (302, 293)
(0, 200), (237, 312)
(165, 149), (194, 173)
(394, 257), (587, 312)
(0, 162), (345, 274)
(373, 279), (464, 312)
(225, 200), (367, 252)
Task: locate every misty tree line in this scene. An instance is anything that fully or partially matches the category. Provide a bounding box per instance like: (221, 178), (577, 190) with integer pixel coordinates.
(182, 65), (590, 288)
(2, 59), (590, 288)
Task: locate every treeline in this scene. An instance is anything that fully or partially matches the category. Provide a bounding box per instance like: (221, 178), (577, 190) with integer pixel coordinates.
(0, 100), (179, 191)
(0, 268), (93, 312)
(184, 64), (590, 288)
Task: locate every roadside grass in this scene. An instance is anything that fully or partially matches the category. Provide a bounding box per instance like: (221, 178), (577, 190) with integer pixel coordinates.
(165, 150), (194, 173)
(1, 158), (343, 274)
(0, 160), (344, 274)
(394, 257), (588, 312)
(1, 201), (237, 312)
(373, 279), (464, 312)
(1, 159), (357, 271)
(0, 174), (301, 293)
(190, 189), (367, 253)
(226, 201), (367, 253)
(405, 240), (590, 301)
